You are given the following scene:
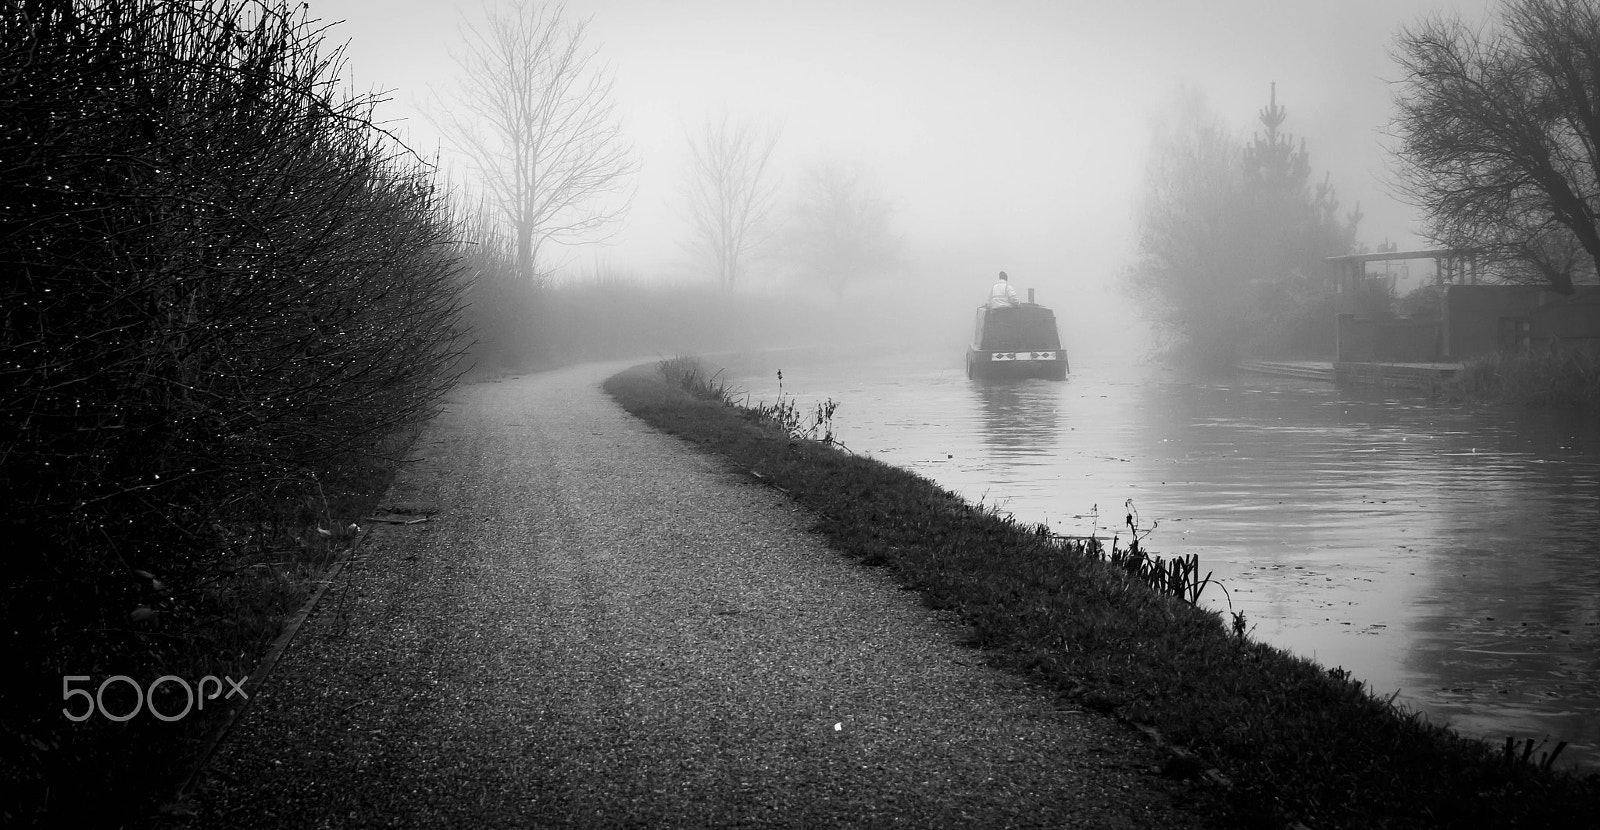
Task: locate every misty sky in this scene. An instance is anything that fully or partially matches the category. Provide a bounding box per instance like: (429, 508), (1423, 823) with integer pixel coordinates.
(312, 0), (1490, 310)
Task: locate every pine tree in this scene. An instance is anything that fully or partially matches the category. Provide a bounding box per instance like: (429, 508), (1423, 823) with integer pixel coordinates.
(1240, 85), (1361, 355)
(1129, 85), (1360, 364)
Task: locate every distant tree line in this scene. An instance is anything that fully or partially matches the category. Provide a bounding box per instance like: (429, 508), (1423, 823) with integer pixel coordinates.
(425, 0), (903, 336)
(675, 126), (903, 298)
(1, 0), (466, 743)
(414, 0), (909, 379)
(1128, 86), (1361, 367)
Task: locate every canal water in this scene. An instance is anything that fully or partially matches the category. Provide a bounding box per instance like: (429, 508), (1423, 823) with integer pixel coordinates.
(723, 346), (1600, 771)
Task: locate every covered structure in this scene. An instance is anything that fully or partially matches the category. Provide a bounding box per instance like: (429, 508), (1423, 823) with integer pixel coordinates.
(1326, 249), (1600, 361)
(1325, 248), (1481, 314)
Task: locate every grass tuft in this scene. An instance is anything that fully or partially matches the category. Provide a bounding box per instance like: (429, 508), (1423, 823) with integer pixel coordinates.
(659, 356), (846, 449)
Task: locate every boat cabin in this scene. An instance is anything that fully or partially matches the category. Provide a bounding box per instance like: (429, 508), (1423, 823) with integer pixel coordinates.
(966, 302), (1068, 380)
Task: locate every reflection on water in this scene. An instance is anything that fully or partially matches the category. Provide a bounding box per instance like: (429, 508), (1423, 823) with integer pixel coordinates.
(972, 379), (1061, 462)
(732, 349), (1600, 771)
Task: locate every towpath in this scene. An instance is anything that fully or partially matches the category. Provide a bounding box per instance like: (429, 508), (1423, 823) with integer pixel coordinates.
(180, 362), (1204, 828)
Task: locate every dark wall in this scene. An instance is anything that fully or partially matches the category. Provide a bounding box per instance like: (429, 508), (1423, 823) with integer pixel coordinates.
(977, 306), (1062, 351)
(1336, 314), (1376, 361)
(1446, 285), (1600, 357)
(1446, 285), (1543, 359)
(1531, 287), (1600, 351)
(1337, 285), (1600, 363)
(1337, 314), (1440, 362)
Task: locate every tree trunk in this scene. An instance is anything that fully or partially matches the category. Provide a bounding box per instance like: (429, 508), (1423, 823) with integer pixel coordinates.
(517, 223), (535, 282)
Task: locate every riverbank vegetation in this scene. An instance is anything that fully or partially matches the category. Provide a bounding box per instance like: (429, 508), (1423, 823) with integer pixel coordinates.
(2, 2), (468, 824)
(607, 356), (1600, 829)
(1445, 349), (1600, 410)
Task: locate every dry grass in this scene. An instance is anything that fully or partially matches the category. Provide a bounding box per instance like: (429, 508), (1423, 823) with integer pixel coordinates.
(1447, 349), (1600, 409)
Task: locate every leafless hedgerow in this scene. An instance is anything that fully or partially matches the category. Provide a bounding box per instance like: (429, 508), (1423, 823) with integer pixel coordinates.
(2, 0), (467, 819)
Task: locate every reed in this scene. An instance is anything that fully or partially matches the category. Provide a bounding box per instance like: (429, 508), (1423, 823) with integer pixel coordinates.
(1505, 736), (1569, 773)
(1447, 347), (1600, 409)
(662, 359), (846, 448)
(1053, 501), (1224, 607)
(658, 355), (738, 405)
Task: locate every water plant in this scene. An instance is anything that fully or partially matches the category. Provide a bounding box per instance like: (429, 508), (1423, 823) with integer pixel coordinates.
(1053, 500), (1226, 609)
(657, 355), (738, 405)
(1446, 347), (1600, 409)
(1504, 736), (1569, 773)
(660, 359), (846, 450)
(753, 370), (845, 448)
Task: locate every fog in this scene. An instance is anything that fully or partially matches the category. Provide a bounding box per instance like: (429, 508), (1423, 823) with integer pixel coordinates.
(314, 0), (1488, 355)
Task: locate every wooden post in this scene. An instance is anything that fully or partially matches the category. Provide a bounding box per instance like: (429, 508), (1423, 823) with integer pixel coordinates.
(1436, 256), (1450, 360)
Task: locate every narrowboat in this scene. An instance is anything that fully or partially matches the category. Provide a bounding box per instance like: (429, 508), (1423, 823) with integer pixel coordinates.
(965, 297), (1069, 380)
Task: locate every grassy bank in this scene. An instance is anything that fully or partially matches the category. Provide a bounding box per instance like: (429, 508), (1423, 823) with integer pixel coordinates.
(1445, 349), (1600, 410)
(605, 357), (1600, 829)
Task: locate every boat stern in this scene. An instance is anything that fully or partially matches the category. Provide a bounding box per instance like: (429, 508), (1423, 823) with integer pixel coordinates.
(966, 348), (1069, 379)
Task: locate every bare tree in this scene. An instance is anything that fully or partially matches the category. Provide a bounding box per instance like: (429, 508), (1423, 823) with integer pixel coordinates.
(782, 159), (899, 300)
(1125, 88), (1254, 365)
(434, 0), (634, 281)
(1391, 0), (1600, 294)
(682, 113), (780, 289)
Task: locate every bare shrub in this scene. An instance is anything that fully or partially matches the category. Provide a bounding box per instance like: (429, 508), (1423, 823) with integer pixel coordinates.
(2, 1), (467, 818)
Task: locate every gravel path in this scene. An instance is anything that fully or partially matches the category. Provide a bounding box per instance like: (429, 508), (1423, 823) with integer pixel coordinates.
(181, 362), (1205, 828)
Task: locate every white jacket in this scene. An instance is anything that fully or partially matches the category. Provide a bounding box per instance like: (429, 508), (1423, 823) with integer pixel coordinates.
(987, 280), (1019, 309)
